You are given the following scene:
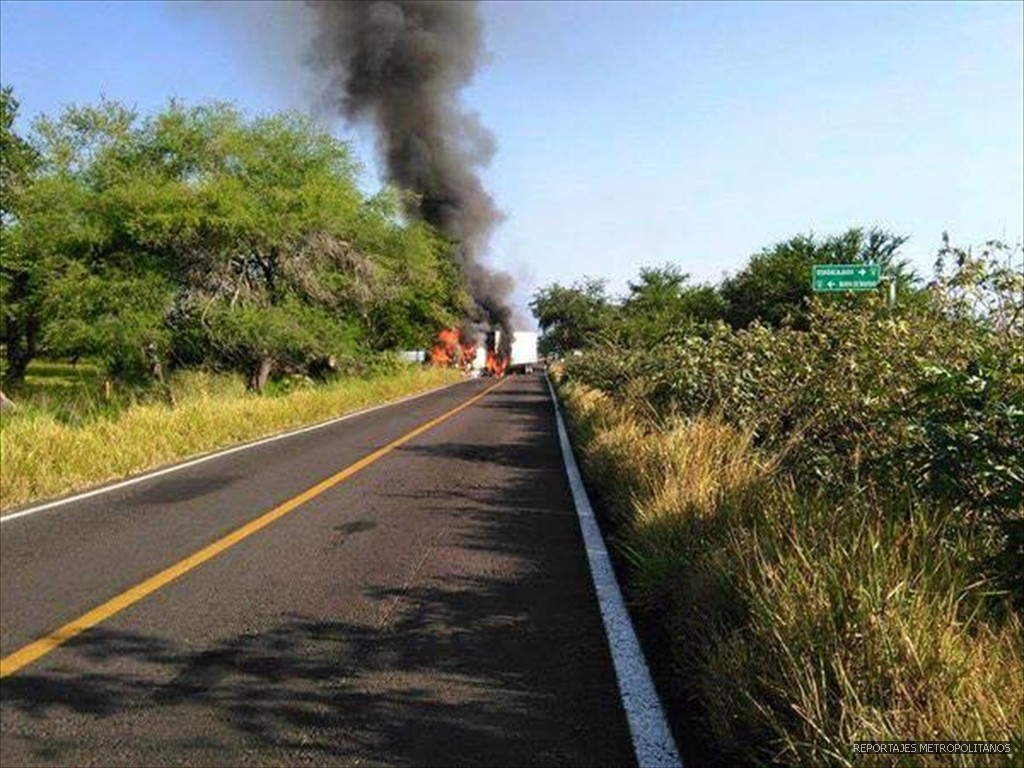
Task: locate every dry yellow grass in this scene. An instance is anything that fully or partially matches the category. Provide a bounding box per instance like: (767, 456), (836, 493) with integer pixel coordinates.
(557, 377), (1023, 767)
(0, 366), (464, 512)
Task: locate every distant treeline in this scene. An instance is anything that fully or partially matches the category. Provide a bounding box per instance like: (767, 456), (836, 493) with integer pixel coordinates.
(0, 88), (472, 392)
(531, 226), (927, 356)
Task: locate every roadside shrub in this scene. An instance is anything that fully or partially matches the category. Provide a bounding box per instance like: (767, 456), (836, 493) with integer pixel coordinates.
(564, 244), (1024, 601)
(554, 241), (1023, 766)
(559, 381), (1023, 767)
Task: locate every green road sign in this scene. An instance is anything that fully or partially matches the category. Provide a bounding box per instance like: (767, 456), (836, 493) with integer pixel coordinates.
(812, 264), (882, 292)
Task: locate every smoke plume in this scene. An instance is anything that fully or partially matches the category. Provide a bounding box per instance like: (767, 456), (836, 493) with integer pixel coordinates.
(303, 1), (514, 346)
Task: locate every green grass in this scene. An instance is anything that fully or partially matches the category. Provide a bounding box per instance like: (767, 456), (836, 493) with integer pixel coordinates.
(0, 364), (464, 512)
(558, 379), (1023, 768)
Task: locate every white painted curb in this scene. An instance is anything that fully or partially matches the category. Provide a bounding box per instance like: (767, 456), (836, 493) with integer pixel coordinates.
(1, 378), (473, 524)
(546, 376), (683, 768)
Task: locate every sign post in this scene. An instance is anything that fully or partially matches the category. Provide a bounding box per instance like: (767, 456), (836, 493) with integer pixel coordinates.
(811, 264), (882, 293)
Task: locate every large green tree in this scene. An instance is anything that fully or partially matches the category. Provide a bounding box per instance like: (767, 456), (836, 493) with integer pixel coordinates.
(620, 265), (726, 346)
(21, 99), (176, 381)
(0, 86), (36, 218)
(0, 86), (41, 384)
(4, 97), (468, 390)
(720, 227), (915, 329)
(530, 277), (616, 357)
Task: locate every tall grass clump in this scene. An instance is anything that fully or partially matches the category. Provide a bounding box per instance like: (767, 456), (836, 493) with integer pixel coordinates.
(560, 382), (1022, 767)
(0, 365), (463, 511)
(556, 244), (1023, 766)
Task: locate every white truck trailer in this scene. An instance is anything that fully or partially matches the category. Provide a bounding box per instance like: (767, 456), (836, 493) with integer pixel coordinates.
(505, 330), (539, 374)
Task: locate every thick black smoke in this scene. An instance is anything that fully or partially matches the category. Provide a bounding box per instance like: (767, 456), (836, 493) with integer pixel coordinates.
(303, 1), (514, 348)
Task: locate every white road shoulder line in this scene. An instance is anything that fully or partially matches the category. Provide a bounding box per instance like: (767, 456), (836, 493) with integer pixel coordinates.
(546, 376), (683, 768)
(1, 378), (473, 524)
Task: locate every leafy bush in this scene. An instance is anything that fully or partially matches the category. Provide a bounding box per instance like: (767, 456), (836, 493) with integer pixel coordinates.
(564, 243), (1023, 597)
(552, 238), (1023, 766)
(559, 381), (1022, 767)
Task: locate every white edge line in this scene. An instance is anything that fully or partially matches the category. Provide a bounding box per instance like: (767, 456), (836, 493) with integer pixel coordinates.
(1, 377), (474, 524)
(546, 375), (683, 768)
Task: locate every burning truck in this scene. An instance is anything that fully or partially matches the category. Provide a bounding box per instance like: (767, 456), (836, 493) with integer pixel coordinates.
(428, 328), (538, 377)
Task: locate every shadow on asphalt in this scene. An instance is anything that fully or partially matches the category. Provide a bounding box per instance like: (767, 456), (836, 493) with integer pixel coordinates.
(0, 378), (632, 767)
(132, 473), (240, 506)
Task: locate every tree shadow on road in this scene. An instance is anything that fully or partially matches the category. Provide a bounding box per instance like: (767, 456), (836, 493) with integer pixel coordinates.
(0, 378), (634, 767)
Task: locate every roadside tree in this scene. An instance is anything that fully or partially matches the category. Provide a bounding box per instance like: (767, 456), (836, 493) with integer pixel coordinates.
(530, 277), (616, 357)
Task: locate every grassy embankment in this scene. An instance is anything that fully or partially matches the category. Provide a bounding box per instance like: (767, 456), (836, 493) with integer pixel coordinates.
(558, 380), (1022, 767)
(552, 284), (1023, 767)
(0, 362), (464, 512)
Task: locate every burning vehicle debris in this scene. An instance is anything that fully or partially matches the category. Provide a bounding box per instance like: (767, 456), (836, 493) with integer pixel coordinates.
(428, 327), (538, 377)
(428, 328), (479, 371)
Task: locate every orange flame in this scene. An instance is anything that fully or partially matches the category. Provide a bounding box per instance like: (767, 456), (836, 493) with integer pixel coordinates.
(485, 349), (508, 377)
(429, 328), (462, 366)
(429, 327), (507, 376)
(430, 328), (478, 372)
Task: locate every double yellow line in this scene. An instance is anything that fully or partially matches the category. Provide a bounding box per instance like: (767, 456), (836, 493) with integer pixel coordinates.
(0, 377), (506, 678)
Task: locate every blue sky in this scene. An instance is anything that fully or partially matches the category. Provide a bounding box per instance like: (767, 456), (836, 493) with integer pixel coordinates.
(2, 1), (1022, 319)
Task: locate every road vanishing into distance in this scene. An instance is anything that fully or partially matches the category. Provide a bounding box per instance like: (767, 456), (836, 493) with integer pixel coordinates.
(0, 375), (647, 767)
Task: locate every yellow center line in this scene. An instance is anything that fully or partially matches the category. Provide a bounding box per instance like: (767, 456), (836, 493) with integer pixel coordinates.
(0, 376), (507, 679)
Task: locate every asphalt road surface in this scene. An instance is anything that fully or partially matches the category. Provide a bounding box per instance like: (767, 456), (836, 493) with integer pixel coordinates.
(0, 374), (638, 767)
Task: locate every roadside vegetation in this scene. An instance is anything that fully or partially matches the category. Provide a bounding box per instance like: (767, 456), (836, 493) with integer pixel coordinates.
(539, 232), (1023, 766)
(1, 86), (475, 508)
(0, 88), (472, 394)
(0, 362), (461, 511)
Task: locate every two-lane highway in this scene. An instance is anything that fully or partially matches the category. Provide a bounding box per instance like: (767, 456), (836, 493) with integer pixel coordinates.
(1, 375), (638, 766)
